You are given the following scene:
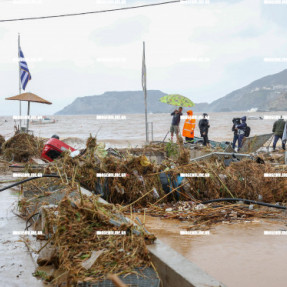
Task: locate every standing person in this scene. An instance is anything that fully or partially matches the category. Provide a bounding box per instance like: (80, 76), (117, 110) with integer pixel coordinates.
(182, 110), (196, 143)
(170, 107), (183, 142)
(232, 118), (241, 149)
(272, 116), (286, 151)
(198, 113), (210, 146)
(235, 116), (247, 150)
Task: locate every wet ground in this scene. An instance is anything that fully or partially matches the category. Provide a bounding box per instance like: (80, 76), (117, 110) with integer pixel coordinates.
(141, 215), (287, 287)
(1, 162), (287, 287)
(0, 172), (43, 287)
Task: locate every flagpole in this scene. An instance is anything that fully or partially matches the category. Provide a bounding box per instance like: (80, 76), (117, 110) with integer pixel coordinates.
(18, 33), (22, 130)
(142, 41), (148, 143)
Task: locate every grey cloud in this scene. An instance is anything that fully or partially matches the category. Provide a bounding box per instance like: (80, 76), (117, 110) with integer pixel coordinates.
(90, 16), (150, 46)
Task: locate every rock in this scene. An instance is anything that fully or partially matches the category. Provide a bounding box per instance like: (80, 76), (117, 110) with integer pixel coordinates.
(37, 244), (57, 266)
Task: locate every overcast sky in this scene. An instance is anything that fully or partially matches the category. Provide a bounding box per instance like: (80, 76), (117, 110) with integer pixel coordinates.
(0, 0), (287, 115)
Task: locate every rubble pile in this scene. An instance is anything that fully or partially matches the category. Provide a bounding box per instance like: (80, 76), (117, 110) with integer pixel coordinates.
(34, 194), (155, 284)
(144, 201), (285, 230)
(2, 133), (44, 162)
(174, 159), (287, 203)
(0, 134), (5, 154)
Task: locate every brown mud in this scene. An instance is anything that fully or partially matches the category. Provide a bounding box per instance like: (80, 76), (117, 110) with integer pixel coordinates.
(139, 214), (287, 287)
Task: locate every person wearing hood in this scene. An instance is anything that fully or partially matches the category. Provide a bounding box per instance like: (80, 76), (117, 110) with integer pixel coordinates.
(198, 113), (210, 146)
(272, 116), (286, 151)
(182, 110), (196, 143)
(232, 118), (241, 149)
(235, 116), (247, 150)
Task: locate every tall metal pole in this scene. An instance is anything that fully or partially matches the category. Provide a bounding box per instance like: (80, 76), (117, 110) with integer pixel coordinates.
(18, 33), (22, 130)
(142, 41), (148, 143)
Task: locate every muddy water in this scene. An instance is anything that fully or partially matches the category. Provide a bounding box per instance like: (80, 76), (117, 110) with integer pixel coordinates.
(140, 215), (287, 287)
(0, 174), (43, 287)
(0, 111), (285, 148)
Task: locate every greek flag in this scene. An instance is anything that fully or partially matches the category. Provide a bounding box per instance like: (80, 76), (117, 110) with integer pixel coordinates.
(19, 47), (31, 90)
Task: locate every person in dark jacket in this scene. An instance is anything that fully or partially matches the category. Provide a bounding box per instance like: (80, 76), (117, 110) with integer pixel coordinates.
(170, 107), (183, 142)
(232, 118), (241, 149)
(198, 113), (210, 146)
(235, 116), (247, 150)
(272, 116), (286, 150)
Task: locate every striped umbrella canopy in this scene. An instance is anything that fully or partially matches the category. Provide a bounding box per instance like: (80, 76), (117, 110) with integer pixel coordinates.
(160, 94), (195, 107)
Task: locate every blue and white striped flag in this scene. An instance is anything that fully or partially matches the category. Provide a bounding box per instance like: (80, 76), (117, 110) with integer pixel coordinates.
(19, 47), (31, 90)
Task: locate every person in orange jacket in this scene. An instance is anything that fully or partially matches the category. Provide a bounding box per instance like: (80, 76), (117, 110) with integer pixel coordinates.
(182, 110), (196, 143)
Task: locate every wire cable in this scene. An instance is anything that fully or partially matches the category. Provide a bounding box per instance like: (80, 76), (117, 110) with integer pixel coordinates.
(25, 212), (40, 231)
(0, 0), (181, 23)
(0, 174), (60, 192)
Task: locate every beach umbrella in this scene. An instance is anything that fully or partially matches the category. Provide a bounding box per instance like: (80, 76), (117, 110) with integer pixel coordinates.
(6, 92), (52, 131)
(160, 94), (195, 107)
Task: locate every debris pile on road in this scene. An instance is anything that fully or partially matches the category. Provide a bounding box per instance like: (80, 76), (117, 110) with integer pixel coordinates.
(143, 201), (285, 230)
(2, 133), (44, 162)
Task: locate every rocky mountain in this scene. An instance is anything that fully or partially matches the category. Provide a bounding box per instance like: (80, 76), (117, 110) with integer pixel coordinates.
(207, 69), (287, 112)
(55, 69), (287, 115)
(55, 90), (206, 115)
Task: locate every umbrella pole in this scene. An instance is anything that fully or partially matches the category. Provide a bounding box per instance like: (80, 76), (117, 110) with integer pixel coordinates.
(26, 101), (30, 132)
(19, 101), (22, 130)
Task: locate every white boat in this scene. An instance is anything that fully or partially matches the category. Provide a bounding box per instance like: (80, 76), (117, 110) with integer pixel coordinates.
(31, 116), (56, 125)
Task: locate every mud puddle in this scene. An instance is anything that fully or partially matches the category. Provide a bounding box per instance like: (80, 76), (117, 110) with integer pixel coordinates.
(140, 215), (287, 287)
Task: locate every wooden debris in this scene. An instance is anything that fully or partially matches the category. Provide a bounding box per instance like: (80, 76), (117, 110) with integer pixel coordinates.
(107, 274), (128, 287)
(81, 250), (104, 270)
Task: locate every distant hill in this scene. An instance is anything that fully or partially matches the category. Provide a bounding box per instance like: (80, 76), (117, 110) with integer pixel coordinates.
(207, 69), (287, 112)
(55, 90), (206, 115)
(55, 69), (287, 115)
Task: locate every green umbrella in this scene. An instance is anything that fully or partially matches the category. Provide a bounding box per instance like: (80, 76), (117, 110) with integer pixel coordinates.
(160, 94), (195, 107)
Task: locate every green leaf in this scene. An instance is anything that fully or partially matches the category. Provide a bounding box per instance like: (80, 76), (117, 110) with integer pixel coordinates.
(76, 212), (81, 221)
(81, 254), (90, 259)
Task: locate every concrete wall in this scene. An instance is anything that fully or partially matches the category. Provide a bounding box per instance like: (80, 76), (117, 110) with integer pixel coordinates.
(148, 240), (226, 287)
